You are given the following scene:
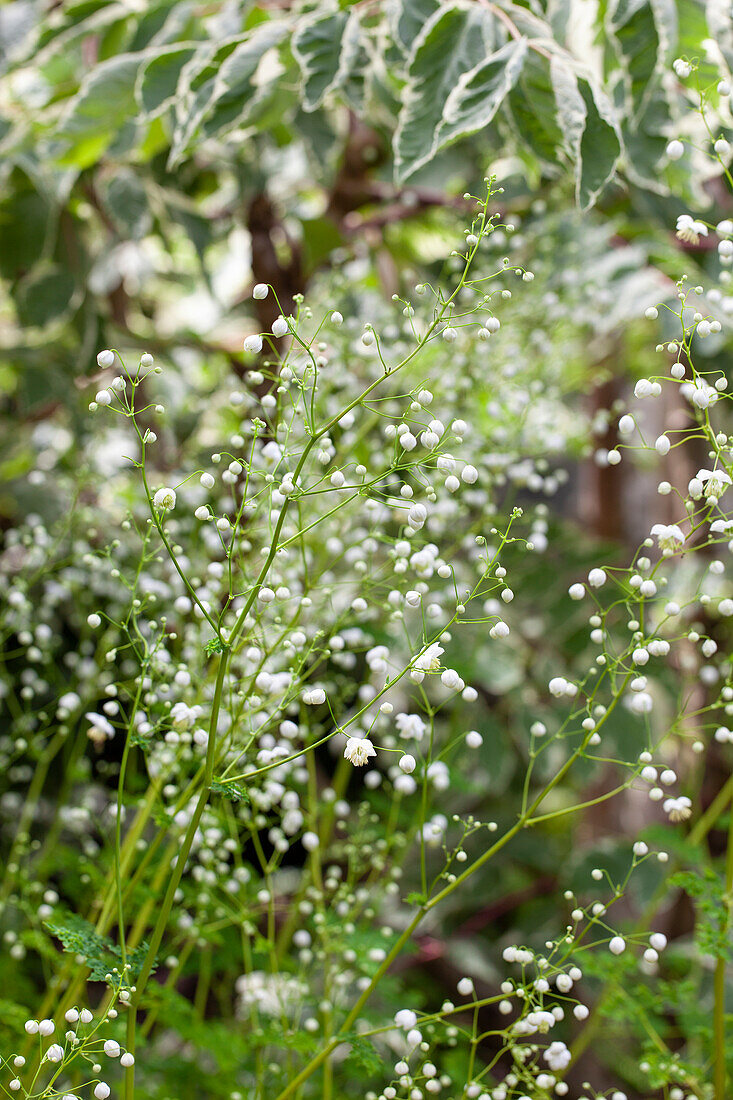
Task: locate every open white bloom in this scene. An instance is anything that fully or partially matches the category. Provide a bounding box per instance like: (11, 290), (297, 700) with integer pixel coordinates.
(676, 214), (708, 244)
(170, 702), (201, 731)
(696, 468), (732, 498)
(663, 795), (692, 822)
(395, 713), (426, 741)
(153, 487), (176, 510)
(344, 737), (376, 766)
(236, 971), (306, 1018)
(544, 1041), (571, 1071)
(522, 1010), (555, 1034)
(412, 642), (443, 672)
(651, 523), (685, 553)
(85, 713), (114, 746)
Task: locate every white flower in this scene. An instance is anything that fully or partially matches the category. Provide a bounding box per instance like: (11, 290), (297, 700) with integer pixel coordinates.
(344, 737), (376, 766)
(170, 702), (201, 731)
(422, 813), (447, 844)
(629, 691), (653, 714)
(302, 688), (326, 706)
(666, 139), (684, 160)
(696, 468), (732, 498)
(244, 334), (263, 354)
(548, 676), (575, 698)
(253, 283), (269, 299)
(588, 568), (606, 587)
(544, 1041), (571, 1071)
(97, 350), (115, 368)
(85, 713), (114, 746)
(684, 378), (718, 409)
(523, 1010), (555, 1034)
(440, 668), (464, 691)
(45, 1044), (64, 1063)
(153, 487), (176, 510)
(664, 795), (692, 822)
(676, 214), (708, 244)
(272, 316), (289, 338)
(412, 642), (443, 672)
(395, 713), (426, 741)
(609, 936), (625, 955)
(651, 523), (685, 553)
(236, 972), (307, 1018)
(399, 754), (416, 773)
(407, 503), (427, 530)
(395, 1009), (417, 1030)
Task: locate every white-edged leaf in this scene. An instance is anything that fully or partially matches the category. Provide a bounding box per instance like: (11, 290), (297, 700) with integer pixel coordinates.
(707, 0), (733, 70)
(394, 2), (496, 181)
(549, 57), (622, 208)
(99, 170), (152, 240)
(576, 79), (621, 209)
(649, 0), (678, 63)
(608, 0), (669, 119)
(438, 38), (527, 151)
(550, 54), (586, 161)
(135, 45), (197, 119)
(167, 37), (246, 166)
(292, 8), (349, 112)
(505, 48), (565, 168)
(55, 53), (147, 168)
(199, 22), (287, 140)
(388, 0), (442, 54)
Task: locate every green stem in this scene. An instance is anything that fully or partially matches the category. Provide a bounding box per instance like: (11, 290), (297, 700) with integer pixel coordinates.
(127, 652), (229, 1096)
(713, 802), (733, 1100)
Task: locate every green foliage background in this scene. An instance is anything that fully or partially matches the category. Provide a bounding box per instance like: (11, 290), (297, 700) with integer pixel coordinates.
(1, 2), (732, 1099)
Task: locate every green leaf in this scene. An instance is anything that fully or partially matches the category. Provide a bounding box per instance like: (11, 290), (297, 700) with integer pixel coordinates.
(337, 10), (370, 113)
(167, 38), (243, 166)
(292, 8), (349, 112)
(0, 180), (52, 280)
(210, 779), (249, 804)
(56, 53), (145, 168)
(15, 264), (77, 329)
(506, 48), (565, 170)
(44, 914), (157, 983)
(199, 22), (287, 141)
(621, 82), (670, 191)
(438, 38), (528, 153)
(577, 79), (621, 209)
(670, 868), (733, 960)
(343, 1036), (383, 1076)
(608, 0), (673, 119)
(394, 3), (496, 181)
(550, 55), (587, 163)
(388, 0), (442, 55)
(135, 44), (197, 119)
(551, 58), (621, 209)
(100, 170), (152, 240)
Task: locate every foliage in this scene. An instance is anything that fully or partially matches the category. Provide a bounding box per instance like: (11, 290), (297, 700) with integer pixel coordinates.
(1, 4), (733, 1100)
